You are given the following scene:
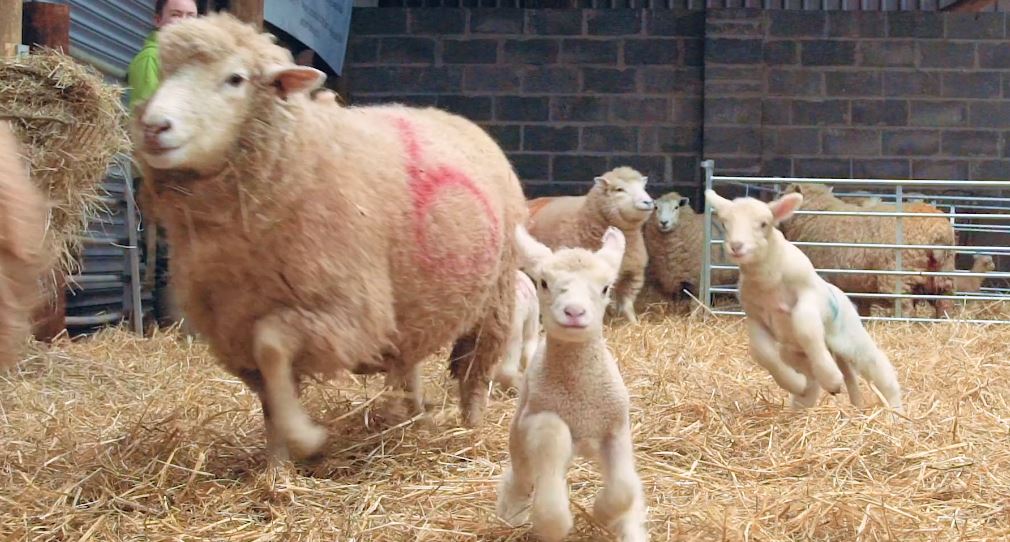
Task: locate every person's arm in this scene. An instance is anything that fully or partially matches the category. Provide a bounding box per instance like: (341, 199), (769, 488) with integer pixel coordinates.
(128, 49), (160, 109)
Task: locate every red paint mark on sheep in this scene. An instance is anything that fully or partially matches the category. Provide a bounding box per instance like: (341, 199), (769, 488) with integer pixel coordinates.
(391, 117), (501, 273)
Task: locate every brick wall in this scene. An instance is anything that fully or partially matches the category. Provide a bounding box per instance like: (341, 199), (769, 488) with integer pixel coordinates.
(345, 8), (704, 198)
(344, 8), (1010, 203)
(705, 10), (1010, 182)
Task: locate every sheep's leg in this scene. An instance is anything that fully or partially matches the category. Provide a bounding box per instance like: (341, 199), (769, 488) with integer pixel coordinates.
(524, 412), (574, 542)
(252, 318), (327, 461)
(496, 415), (535, 526)
(747, 319), (807, 396)
(383, 360), (424, 418)
(790, 296), (844, 395)
(594, 429), (648, 542)
(614, 271), (642, 324)
(236, 368), (287, 461)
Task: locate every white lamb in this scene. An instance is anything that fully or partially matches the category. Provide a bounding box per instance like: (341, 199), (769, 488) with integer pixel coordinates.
(704, 189), (903, 412)
(496, 225), (648, 542)
(494, 270), (541, 390)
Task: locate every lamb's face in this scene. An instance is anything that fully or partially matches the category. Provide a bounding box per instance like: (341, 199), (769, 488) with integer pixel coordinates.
(652, 193), (689, 233)
(705, 190), (802, 266)
(515, 226), (624, 342)
(133, 15), (324, 175)
(974, 255), (996, 273)
(596, 175), (654, 227)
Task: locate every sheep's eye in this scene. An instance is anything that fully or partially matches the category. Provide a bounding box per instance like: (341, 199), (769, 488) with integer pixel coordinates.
(227, 73), (246, 87)
(615, 187), (625, 193)
(602, 285), (610, 295)
(760, 221), (768, 228)
(539, 279), (548, 291)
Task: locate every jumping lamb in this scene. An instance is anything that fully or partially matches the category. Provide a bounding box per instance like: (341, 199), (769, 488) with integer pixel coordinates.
(780, 183), (955, 318)
(130, 13), (527, 461)
(705, 189), (903, 411)
(0, 121), (48, 370)
(643, 191), (737, 298)
(493, 269), (541, 391)
(525, 167), (654, 324)
(497, 225), (648, 542)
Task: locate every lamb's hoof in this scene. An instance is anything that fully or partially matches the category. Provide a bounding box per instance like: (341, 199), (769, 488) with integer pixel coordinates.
(496, 475), (531, 526)
(287, 423), (328, 460)
(532, 510), (573, 542)
(614, 521), (649, 542)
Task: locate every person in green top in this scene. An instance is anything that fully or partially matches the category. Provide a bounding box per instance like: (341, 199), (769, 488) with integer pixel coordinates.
(127, 0), (198, 111)
(128, 0), (197, 329)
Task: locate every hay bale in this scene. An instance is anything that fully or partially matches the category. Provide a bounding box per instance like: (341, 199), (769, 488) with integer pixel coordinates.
(0, 48), (130, 282)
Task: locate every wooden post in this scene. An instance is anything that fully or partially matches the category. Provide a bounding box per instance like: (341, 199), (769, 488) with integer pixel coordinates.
(229, 0), (264, 30)
(0, 0), (23, 58)
(22, 2), (71, 54)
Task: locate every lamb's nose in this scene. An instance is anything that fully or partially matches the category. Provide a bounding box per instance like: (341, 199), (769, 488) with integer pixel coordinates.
(730, 241), (744, 253)
(564, 306), (586, 319)
(143, 117), (172, 135)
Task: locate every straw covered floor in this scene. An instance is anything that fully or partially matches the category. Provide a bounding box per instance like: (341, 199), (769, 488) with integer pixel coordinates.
(1, 298), (1008, 541)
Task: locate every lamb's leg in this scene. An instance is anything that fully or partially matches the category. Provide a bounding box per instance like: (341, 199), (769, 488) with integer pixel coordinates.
(836, 356), (864, 408)
(524, 412), (574, 542)
(826, 327), (903, 413)
(614, 271), (643, 324)
(781, 349), (822, 409)
(790, 295), (844, 395)
(594, 429), (648, 542)
(494, 318), (524, 391)
(496, 415), (534, 526)
(747, 319), (808, 396)
(252, 318), (326, 461)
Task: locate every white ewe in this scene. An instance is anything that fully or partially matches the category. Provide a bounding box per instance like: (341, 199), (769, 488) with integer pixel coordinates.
(705, 189), (903, 412)
(496, 225), (648, 542)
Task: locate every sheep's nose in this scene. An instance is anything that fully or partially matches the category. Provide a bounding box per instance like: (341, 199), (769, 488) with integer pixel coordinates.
(659, 220), (670, 228)
(563, 306), (586, 319)
(143, 116), (172, 135)
(730, 241), (744, 253)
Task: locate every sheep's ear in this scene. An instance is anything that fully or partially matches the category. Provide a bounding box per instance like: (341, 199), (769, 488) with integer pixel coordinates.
(769, 192), (803, 224)
(640, 176), (649, 186)
(593, 176), (610, 189)
(515, 225), (552, 268)
(597, 226), (626, 271)
(265, 66), (326, 98)
(678, 197), (690, 207)
(704, 189), (730, 213)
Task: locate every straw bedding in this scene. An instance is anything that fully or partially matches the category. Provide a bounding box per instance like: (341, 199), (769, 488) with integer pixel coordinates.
(0, 49), (130, 283)
(1, 299), (1008, 541)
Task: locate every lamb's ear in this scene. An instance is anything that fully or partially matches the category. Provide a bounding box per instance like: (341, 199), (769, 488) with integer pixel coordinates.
(704, 189), (731, 213)
(769, 192), (803, 224)
(264, 65), (326, 98)
(514, 225), (552, 268)
(593, 176), (610, 189)
(640, 176), (649, 186)
(597, 226), (626, 271)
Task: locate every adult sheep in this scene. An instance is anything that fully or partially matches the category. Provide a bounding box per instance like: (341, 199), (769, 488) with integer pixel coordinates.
(525, 167), (654, 324)
(643, 191), (737, 299)
(130, 13), (527, 461)
(0, 121), (48, 370)
(780, 184), (955, 318)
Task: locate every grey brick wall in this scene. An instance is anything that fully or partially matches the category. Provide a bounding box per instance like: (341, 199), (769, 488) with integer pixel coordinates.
(706, 10), (1010, 181)
(345, 8), (704, 198)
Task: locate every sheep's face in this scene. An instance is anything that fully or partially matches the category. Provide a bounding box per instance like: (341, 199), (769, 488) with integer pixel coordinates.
(595, 170), (654, 228)
(705, 189), (802, 266)
(134, 14), (325, 175)
(974, 255), (996, 273)
(515, 225), (624, 342)
(652, 193), (689, 233)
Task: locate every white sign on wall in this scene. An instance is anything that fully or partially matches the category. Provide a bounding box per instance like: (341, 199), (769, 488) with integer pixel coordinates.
(264, 0), (354, 75)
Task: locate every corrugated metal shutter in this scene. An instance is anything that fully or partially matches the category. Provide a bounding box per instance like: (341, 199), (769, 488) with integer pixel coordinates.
(68, 0), (154, 80)
(61, 1), (154, 334)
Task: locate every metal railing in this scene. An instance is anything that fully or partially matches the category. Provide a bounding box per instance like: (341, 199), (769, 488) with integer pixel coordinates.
(700, 160), (1010, 324)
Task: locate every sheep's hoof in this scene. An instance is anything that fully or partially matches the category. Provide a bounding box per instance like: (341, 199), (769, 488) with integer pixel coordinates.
(287, 423), (328, 460)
